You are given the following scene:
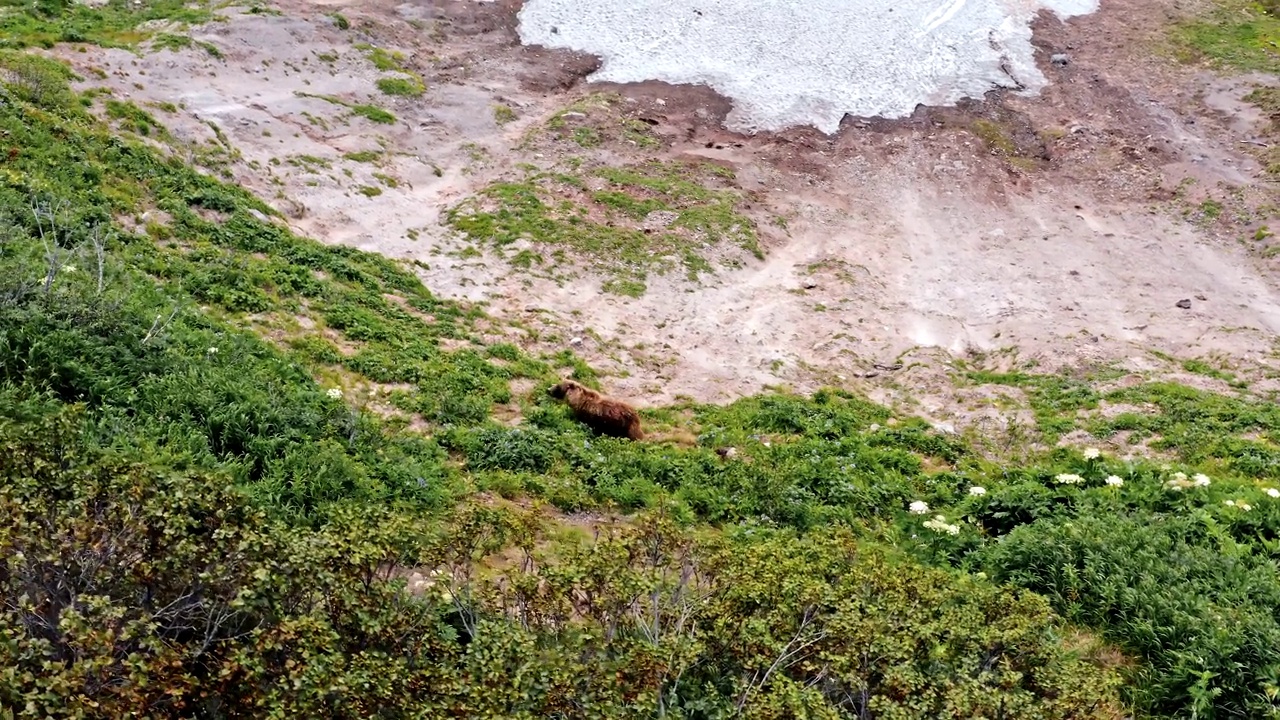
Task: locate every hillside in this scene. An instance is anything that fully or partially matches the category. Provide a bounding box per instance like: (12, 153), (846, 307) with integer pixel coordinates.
(2, 0), (1280, 717)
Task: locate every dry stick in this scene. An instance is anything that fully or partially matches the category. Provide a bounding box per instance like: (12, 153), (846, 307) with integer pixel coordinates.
(735, 604), (827, 713)
(32, 203), (60, 298)
(142, 306), (180, 345)
(91, 225), (107, 295)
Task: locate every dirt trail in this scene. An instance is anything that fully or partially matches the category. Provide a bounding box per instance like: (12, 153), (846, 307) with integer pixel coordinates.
(57, 0), (1280, 420)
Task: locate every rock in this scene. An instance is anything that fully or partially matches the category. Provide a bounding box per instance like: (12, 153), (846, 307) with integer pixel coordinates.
(802, 280), (818, 290)
(1050, 53), (1071, 68)
(1176, 298), (1192, 309)
(569, 337), (583, 346)
(1195, 294), (1207, 301)
(716, 446), (738, 459)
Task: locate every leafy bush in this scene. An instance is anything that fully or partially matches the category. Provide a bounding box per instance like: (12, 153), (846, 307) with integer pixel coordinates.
(0, 415), (1125, 719)
(982, 513), (1280, 718)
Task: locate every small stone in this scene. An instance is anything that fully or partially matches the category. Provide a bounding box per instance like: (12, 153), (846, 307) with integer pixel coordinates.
(1176, 298), (1192, 309)
(1195, 294), (1207, 301)
(716, 446), (738, 459)
(802, 280), (818, 290)
(1050, 53), (1071, 68)
(569, 337), (583, 346)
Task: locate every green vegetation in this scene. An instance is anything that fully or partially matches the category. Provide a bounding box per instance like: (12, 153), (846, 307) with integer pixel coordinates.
(343, 149), (382, 163)
(358, 42), (425, 99)
(151, 32), (222, 58)
(1245, 85), (1280, 175)
(0, 0), (213, 49)
(8, 6), (1280, 718)
(493, 103), (518, 125)
(356, 42), (409, 72)
(445, 161), (762, 295)
(376, 75), (425, 97)
(1173, 0), (1280, 73)
(0, 423), (1125, 718)
(544, 92), (662, 149)
(296, 91), (398, 125)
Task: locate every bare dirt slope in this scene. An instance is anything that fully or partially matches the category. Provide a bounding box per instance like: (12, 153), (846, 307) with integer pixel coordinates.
(58, 0), (1280, 421)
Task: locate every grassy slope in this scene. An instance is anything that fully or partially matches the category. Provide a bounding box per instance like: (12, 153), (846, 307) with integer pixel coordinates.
(4, 1), (1280, 717)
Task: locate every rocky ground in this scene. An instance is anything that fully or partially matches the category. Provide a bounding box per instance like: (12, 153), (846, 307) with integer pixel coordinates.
(56, 0), (1280, 436)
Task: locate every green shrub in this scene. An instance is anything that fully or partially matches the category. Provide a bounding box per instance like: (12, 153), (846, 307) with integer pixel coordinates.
(982, 513), (1280, 717)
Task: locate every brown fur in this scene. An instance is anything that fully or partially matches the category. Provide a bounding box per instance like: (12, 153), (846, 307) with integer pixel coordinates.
(548, 380), (645, 440)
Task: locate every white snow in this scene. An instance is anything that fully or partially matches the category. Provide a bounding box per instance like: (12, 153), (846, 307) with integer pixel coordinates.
(517, 0), (1099, 134)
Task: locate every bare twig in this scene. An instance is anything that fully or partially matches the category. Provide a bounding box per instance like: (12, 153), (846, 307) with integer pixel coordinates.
(90, 225), (107, 295)
(735, 604), (827, 712)
(142, 306), (181, 345)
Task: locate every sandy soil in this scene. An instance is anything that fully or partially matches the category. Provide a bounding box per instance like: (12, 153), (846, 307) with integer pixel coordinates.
(56, 0), (1280, 426)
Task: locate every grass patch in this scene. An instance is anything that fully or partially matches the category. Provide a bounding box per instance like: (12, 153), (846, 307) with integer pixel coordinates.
(1245, 84), (1280, 175)
(445, 161), (761, 295)
(493, 104), (517, 125)
(376, 75), (425, 97)
(543, 92), (662, 150)
(343, 150), (382, 163)
(0, 0), (214, 49)
(1173, 0), (1280, 73)
(296, 92), (397, 125)
(104, 98), (169, 138)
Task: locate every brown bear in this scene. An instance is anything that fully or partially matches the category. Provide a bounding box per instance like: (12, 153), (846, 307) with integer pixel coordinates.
(548, 379), (645, 441)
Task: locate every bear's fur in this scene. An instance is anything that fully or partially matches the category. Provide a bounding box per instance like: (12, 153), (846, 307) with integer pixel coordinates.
(548, 379), (645, 440)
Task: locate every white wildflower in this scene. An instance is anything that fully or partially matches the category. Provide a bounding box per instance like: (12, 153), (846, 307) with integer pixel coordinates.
(1192, 473), (1211, 487)
(969, 486), (987, 496)
(923, 516), (960, 535)
(1225, 500), (1236, 507)
(326, 388), (343, 400)
(1055, 473), (1084, 485)
(1105, 475), (1124, 487)
(1267, 488), (1280, 499)
(1241, 503), (1253, 512)
(908, 500), (929, 515)
(869, 423), (881, 432)
(61, 264), (77, 273)
(1083, 448), (1101, 460)
(207, 347), (218, 355)
(1172, 472), (1188, 482)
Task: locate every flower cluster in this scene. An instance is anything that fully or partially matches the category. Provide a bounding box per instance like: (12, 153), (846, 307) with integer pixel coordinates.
(1082, 447), (1101, 460)
(1055, 473), (1085, 485)
(1267, 488), (1280, 499)
(968, 486), (987, 496)
(908, 500), (930, 515)
(923, 514), (960, 535)
(1165, 472), (1211, 491)
(1104, 475), (1124, 487)
(326, 388), (344, 400)
(1224, 499), (1253, 511)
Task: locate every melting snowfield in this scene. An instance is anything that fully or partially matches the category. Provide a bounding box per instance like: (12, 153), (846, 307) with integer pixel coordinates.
(517, 0), (1099, 134)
